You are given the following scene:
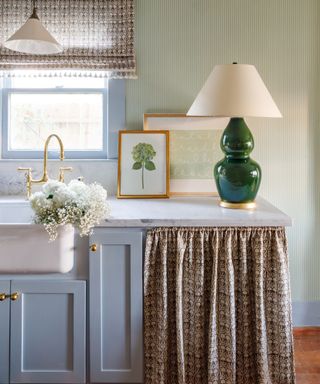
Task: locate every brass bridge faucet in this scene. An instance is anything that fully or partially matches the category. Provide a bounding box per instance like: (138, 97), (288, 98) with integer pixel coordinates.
(18, 134), (72, 199)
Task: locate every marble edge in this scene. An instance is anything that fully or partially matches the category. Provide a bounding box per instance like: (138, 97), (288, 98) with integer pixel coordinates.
(99, 218), (293, 228)
(0, 195), (293, 227)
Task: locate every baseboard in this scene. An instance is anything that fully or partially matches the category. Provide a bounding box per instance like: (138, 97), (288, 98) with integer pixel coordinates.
(292, 301), (320, 326)
(293, 326), (320, 336)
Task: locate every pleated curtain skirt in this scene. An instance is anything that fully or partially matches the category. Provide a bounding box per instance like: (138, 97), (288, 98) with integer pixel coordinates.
(144, 227), (295, 384)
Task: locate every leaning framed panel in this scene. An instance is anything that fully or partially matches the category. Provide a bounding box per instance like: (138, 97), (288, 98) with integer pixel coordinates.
(117, 130), (170, 198)
(144, 113), (228, 196)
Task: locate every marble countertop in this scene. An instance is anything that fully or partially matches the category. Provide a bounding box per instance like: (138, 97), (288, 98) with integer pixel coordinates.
(0, 195), (292, 227)
(100, 196), (292, 227)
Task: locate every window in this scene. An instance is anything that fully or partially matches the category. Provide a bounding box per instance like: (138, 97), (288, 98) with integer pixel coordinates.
(1, 77), (125, 159)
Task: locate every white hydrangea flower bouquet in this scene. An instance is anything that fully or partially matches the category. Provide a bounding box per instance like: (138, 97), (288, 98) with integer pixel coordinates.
(30, 179), (110, 241)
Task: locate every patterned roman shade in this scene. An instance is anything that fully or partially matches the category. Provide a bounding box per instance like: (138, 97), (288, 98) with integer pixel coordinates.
(0, 0), (136, 78)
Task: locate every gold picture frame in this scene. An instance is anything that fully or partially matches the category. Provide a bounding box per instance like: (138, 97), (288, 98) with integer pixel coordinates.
(117, 130), (170, 199)
(144, 113), (228, 196)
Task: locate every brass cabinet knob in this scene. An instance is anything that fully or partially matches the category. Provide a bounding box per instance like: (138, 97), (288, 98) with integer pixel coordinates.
(0, 292), (19, 301)
(90, 244), (97, 252)
(0, 293), (7, 301)
(10, 292), (19, 301)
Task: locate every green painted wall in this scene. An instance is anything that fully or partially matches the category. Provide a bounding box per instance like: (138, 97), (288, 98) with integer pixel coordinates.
(126, 0), (320, 301)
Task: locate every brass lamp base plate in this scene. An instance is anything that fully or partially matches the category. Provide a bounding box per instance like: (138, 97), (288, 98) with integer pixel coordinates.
(220, 200), (256, 209)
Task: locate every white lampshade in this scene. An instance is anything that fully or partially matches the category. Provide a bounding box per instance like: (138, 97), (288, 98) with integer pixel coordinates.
(3, 9), (62, 55)
(188, 64), (282, 118)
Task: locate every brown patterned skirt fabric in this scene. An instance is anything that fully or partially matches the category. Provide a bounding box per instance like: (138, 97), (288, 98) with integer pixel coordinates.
(144, 227), (295, 384)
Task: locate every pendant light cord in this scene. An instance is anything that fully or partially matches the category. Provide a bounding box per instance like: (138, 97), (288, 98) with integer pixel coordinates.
(30, 0), (39, 20)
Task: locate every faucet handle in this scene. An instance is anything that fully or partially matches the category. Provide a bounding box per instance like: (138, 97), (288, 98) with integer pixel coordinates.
(18, 166), (32, 171)
(18, 167), (32, 178)
(59, 166), (73, 183)
(17, 167), (32, 199)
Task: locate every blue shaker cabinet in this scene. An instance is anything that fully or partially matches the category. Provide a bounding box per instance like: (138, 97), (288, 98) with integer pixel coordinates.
(0, 280), (86, 384)
(0, 281), (10, 384)
(89, 229), (143, 383)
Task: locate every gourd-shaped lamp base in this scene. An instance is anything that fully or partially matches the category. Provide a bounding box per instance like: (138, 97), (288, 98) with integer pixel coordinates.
(214, 118), (261, 209)
(187, 64), (282, 209)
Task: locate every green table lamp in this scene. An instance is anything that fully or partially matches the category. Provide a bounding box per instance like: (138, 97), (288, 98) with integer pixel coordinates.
(187, 63), (282, 209)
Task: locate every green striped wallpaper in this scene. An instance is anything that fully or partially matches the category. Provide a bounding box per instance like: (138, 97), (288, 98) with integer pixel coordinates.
(126, 0), (320, 301)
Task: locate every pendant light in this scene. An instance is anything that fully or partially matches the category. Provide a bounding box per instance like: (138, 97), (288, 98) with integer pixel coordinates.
(3, 0), (63, 55)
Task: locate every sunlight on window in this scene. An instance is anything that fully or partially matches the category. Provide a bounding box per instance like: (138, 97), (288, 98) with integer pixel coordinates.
(8, 93), (103, 151)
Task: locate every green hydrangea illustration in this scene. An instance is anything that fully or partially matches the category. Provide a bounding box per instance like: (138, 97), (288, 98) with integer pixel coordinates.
(132, 142), (156, 189)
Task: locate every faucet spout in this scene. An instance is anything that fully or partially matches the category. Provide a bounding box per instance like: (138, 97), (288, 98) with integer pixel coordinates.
(18, 134), (72, 199)
(43, 134), (64, 181)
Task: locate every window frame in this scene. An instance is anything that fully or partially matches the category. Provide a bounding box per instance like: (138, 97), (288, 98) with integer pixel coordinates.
(1, 78), (125, 160)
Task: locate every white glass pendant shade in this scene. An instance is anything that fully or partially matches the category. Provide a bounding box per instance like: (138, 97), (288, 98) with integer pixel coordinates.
(4, 9), (62, 55)
(188, 64), (282, 118)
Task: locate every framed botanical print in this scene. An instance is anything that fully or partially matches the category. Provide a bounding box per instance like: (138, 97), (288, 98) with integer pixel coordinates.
(117, 130), (170, 198)
(144, 113), (228, 196)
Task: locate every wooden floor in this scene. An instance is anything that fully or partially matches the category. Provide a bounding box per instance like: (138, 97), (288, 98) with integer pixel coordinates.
(294, 327), (320, 384)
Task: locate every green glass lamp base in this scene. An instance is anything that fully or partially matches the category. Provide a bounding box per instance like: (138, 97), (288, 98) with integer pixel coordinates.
(214, 118), (261, 209)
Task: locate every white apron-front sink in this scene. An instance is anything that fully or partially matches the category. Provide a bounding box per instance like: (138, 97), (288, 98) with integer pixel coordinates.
(0, 199), (74, 274)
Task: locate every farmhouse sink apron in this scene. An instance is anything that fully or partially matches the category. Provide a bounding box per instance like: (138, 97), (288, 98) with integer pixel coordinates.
(0, 201), (74, 274)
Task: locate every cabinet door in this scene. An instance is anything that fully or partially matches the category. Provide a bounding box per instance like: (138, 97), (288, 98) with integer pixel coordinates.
(0, 281), (10, 384)
(10, 280), (86, 384)
(90, 230), (143, 383)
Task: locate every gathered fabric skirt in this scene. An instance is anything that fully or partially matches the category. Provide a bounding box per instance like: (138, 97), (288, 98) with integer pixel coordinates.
(144, 227), (295, 384)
